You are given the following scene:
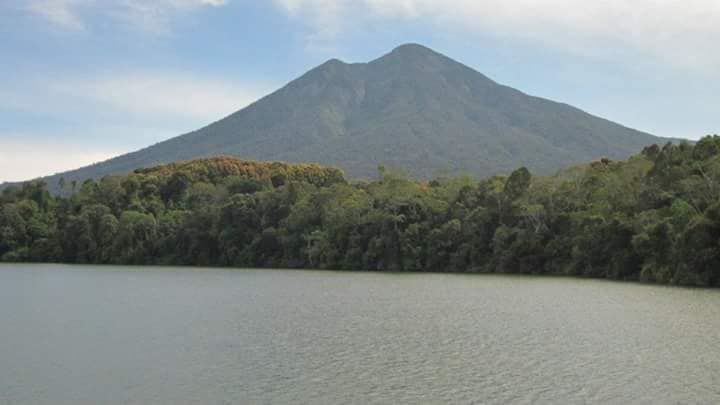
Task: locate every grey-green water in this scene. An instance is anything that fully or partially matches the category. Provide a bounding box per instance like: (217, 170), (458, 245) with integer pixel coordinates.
(1, 264), (719, 404)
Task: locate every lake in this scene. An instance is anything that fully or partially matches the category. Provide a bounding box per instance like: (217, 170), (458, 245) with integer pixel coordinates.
(1, 264), (719, 404)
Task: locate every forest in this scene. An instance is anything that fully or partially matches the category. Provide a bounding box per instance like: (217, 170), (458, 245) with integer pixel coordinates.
(2, 136), (720, 287)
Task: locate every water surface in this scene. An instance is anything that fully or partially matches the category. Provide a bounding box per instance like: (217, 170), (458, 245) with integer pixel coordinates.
(1, 264), (719, 404)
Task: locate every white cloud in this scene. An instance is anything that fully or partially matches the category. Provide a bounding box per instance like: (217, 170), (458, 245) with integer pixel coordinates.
(26, 0), (88, 31)
(274, 0), (345, 50)
(3, 72), (269, 126)
(0, 72), (270, 182)
(272, 0), (720, 72)
(0, 136), (121, 183)
(25, 0), (228, 34)
(52, 72), (266, 122)
(108, 0), (229, 34)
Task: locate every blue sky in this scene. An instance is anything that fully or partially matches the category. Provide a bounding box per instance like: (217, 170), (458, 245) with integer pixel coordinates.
(1, 0), (719, 182)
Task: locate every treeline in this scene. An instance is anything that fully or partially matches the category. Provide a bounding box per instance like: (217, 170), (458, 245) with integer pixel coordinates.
(2, 137), (720, 286)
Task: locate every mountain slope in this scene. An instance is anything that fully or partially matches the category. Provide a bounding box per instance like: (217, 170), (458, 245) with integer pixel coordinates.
(15, 43), (670, 191)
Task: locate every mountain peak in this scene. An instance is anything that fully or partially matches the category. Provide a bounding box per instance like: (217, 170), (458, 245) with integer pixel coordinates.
(297, 57), (352, 84)
(313, 58), (348, 72)
(23, 42), (667, 193)
(323, 58), (346, 66)
(385, 43), (443, 59)
(371, 43), (454, 71)
(392, 43), (434, 53)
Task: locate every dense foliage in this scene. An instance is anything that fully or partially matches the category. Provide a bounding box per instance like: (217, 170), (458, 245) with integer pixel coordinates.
(2, 138), (720, 287)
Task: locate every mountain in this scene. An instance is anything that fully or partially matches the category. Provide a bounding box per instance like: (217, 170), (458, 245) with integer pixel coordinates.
(11, 43), (671, 192)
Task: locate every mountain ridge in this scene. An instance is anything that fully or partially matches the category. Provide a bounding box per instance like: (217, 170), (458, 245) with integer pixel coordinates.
(4, 43), (674, 192)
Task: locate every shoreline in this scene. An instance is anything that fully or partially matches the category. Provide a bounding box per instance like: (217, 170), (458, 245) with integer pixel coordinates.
(1, 261), (714, 290)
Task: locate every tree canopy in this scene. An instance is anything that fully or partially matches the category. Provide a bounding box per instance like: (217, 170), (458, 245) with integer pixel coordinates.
(2, 139), (720, 287)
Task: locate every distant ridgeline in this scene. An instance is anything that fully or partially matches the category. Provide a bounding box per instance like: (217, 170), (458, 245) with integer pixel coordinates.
(2, 137), (720, 287)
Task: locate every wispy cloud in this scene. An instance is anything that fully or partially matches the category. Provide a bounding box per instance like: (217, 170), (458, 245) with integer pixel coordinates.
(272, 0), (720, 72)
(3, 71), (269, 126)
(26, 0), (89, 31)
(0, 71), (270, 182)
(53, 72), (266, 122)
(24, 0), (229, 34)
(274, 0), (345, 50)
